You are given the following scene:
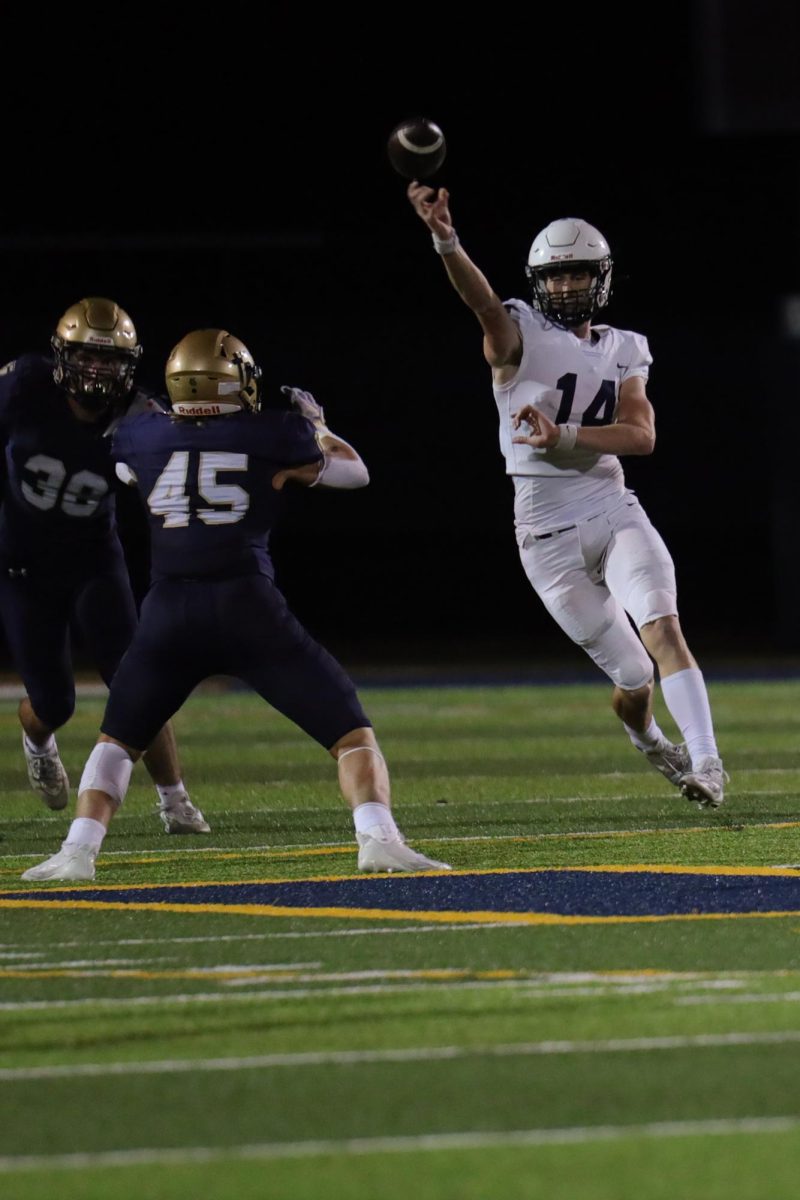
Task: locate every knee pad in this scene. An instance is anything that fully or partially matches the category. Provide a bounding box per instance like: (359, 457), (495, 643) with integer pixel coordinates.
(78, 743), (134, 807)
(611, 646), (655, 692)
(579, 613), (654, 691)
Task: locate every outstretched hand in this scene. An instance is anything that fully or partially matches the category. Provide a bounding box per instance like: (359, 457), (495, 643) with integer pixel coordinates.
(407, 181), (454, 239)
(511, 405), (561, 449)
(281, 385), (326, 428)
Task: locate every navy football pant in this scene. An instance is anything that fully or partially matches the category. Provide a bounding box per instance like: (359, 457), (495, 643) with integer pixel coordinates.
(102, 575), (370, 751)
(0, 564), (138, 729)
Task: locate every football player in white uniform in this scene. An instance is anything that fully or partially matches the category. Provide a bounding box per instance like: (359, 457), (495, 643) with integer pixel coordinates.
(406, 183), (727, 808)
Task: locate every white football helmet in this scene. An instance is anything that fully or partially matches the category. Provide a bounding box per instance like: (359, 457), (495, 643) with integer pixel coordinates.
(525, 218), (613, 326)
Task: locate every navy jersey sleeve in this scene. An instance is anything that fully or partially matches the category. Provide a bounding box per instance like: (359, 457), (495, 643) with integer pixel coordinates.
(255, 411), (323, 466)
(0, 356), (28, 434)
(110, 421), (132, 465)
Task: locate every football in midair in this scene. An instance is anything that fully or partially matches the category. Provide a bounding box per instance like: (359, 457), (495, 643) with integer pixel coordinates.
(386, 117), (446, 180)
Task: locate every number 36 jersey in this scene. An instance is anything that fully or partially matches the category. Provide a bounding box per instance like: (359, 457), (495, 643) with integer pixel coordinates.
(111, 408), (323, 581)
(492, 300), (652, 534)
(0, 354), (161, 575)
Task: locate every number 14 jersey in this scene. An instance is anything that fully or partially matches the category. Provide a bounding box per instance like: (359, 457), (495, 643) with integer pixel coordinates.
(492, 300), (653, 535)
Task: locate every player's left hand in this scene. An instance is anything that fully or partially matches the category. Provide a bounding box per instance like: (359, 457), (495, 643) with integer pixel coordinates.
(281, 385), (326, 428)
(511, 405), (560, 449)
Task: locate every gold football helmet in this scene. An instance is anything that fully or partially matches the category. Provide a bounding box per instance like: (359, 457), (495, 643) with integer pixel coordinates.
(165, 329), (261, 416)
(51, 297), (142, 410)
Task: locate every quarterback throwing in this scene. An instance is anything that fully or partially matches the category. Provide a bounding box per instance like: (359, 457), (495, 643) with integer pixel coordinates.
(406, 183), (726, 808)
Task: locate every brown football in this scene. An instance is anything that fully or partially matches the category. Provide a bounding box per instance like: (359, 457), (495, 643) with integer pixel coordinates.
(387, 118), (446, 179)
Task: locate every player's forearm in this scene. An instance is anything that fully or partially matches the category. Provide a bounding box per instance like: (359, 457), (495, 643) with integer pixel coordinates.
(315, 433), (369, 488)
(567, 422), (655, 456)
(317, 432), (359, 459)
(436, 244), (504, 317)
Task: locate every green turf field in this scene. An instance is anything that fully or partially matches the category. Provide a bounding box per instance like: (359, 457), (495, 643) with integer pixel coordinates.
(1, 677), (799, 1199)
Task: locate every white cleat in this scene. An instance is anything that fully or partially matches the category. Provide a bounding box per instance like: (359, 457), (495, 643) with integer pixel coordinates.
(22, 734), (69, 810)
(642, 739), (692, 789)
(158, 795), (211, 834)
(681, 756), (729, 809)
(21, 842), (97, 882)
(357, 832), (452, 873)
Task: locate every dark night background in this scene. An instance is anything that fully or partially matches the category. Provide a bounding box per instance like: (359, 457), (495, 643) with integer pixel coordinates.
(2, 2), (799, 681)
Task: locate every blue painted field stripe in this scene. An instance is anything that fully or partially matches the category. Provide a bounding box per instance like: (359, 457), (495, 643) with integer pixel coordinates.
(2, 867), (800, 921)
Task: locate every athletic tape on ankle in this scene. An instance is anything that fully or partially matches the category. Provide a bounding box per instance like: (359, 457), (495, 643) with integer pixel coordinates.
(78, 743), (134, 806)
(337, 746), (385, 764)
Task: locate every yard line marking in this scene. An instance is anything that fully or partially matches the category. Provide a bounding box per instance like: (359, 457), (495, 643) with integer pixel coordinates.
(677, 992), (800, 1006)
(0, 975), (792, 1013)
(3, 1030), (800, 1083)
(4, 817), (800, 866)
(0, 1115), (798, 1172)
(0, 924), (518, 948)
(0, 978), (698, 1012)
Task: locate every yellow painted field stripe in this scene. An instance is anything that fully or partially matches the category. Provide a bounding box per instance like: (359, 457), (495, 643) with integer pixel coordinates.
(0, 966), (523, 982)
(1, 898), (800, 926)
(3, 861), (799, 894)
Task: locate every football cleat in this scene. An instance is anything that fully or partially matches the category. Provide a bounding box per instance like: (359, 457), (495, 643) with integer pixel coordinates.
(158, 795), (211, 834)
(22, 734), (69, 810)
(641, 739), (692, 789)
(357, 832), (452, 873)
(681, 756), (729, 809)
(21, 842), (97, 882)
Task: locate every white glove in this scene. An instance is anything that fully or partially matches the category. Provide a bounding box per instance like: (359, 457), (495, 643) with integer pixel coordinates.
(281, 385), (326, 429)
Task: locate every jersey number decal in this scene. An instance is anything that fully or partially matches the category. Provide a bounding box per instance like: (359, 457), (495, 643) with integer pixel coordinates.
(21, 454), (108, 517)
(554, 373), (616, 426)
(147, 451), (250, 528)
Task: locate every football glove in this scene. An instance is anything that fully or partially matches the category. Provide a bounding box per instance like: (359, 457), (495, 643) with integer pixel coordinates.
(281, 385), (326, 429)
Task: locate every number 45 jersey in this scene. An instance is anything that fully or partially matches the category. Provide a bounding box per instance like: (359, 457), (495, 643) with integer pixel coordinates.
(493, 300), (653, 534)
(111, 407), (323, 581)
(0, 354), (162, 577)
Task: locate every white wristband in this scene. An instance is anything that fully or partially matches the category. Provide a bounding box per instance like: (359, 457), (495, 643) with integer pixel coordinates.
(432, 230), (459, 255)
(557, 423), (579, 450)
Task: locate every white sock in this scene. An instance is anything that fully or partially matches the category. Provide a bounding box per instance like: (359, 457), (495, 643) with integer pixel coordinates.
(156, 782), (186, 807)
(25, 733), (57, 755)
(660, 667), (718, 765)
(623, 717), (667, 752)
(352, 802), (400, 842)
(64, 817), (107, 850)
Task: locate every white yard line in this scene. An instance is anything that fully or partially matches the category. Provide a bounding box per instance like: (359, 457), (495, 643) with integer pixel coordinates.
(0, 975), (775, 1013)
(0, 1115), (798, 1172)
(0, 978), (676, 1012)
(677, 992), (800, 1006)
(3, 814), (798, 864)
(2, 1030), (800, 1083)
(0, 925), (516, 948)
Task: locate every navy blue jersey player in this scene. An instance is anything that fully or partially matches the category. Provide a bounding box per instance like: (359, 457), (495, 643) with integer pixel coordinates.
(0, 298), (209, 834)
(22, 328), (451, 881)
